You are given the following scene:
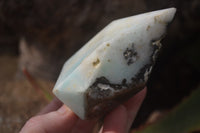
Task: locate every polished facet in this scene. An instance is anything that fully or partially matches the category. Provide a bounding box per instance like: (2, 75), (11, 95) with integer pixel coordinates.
(53, 8), (176, 119)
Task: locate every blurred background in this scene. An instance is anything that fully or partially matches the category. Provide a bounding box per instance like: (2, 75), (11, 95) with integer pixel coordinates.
(0, 0), (199, 132)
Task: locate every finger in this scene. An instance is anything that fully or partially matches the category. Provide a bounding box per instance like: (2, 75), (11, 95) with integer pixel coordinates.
(38, 97), (63, 115)
(101, 105), (128, 133)
(101, 88), (147, 133)
(123, 88), (147, 131)
(20, 105), (78, 133)
(70, 119), (97, 133)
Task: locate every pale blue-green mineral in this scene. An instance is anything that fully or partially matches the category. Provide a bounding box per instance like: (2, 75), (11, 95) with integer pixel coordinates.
(53, 8), (176, 119)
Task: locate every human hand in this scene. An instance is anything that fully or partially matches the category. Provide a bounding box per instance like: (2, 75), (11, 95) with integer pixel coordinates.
(20, 88), (146, 133)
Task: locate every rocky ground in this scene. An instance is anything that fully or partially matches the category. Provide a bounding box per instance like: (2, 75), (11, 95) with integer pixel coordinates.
(0, 56), (53, 133)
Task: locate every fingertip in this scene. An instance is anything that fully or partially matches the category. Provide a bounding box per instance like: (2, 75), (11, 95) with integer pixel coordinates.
(124, 87), (147, 108)
(123, 87), (147, 130)
(141, 87), (147, 97)
(57, 105), (70, 114)
(102, 105), (128, 133)
(38, 97), (63, 115)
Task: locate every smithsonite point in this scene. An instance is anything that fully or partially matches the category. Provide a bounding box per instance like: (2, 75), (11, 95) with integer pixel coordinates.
(53, 8), (176, 119)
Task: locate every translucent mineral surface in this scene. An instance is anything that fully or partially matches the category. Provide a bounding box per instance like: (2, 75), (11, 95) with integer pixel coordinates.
(53, 8), (176, 119)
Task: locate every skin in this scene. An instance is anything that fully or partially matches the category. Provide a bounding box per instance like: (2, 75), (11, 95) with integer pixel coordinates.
(20, 88), (146, 133)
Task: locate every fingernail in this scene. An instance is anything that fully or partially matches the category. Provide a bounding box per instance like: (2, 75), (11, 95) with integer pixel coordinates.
(58, 105), (67, 114)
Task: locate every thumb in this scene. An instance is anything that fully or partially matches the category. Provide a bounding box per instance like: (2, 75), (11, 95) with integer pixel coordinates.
(20, 105), (78, 133)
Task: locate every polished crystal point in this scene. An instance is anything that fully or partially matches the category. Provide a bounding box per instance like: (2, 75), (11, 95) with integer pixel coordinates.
(53, 8), (176, 119)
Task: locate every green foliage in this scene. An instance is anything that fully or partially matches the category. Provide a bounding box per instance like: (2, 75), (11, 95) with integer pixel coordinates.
(135, 86), (200, 133)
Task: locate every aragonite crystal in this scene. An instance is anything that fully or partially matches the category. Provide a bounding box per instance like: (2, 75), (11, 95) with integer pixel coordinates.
(53, 8), (176, 119)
